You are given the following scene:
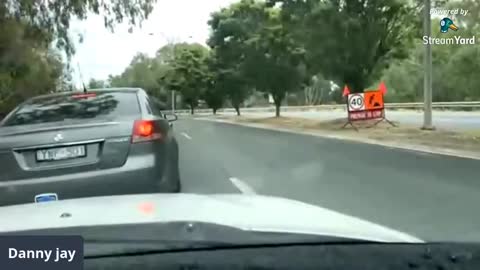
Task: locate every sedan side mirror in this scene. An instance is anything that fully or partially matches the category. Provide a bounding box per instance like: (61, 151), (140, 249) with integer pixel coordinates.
(164, 113), (178, 122)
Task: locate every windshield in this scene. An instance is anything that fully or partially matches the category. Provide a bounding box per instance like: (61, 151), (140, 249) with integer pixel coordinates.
(0, 0), (479, 250)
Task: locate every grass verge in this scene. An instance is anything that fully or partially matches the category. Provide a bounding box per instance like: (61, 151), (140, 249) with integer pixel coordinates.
(226, 116), (480, 155)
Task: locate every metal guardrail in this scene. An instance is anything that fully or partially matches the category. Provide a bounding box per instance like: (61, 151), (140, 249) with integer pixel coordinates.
(166, 101), (480, 115)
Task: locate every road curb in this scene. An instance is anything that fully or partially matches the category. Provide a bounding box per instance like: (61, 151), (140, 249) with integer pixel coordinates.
(196, 118), (480, 161)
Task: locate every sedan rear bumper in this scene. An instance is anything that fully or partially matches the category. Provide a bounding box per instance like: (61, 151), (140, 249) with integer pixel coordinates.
(0, 154), (178, 207)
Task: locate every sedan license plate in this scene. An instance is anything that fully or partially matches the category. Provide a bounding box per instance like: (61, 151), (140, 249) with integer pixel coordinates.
(36, 145), (86, 161)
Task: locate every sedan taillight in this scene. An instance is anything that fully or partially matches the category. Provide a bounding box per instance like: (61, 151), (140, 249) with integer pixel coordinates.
(132, 120), (162, 143)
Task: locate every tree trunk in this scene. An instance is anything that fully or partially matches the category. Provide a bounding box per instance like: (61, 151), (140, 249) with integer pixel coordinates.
(273, 93), (284, 117)
(275, 103), (280, 117)
(190, 105), (194, 115)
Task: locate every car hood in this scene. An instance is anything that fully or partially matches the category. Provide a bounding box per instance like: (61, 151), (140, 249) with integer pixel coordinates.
(0, 193), (422, 243)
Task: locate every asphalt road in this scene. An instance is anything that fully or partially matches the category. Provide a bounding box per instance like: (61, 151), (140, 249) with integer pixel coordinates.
(175, 117), (480, 242)
(215, 110), (480, 131)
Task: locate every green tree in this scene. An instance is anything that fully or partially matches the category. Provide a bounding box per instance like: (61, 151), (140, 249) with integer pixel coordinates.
(88, 78), (105, 89)
(273, 0), (417, 93)
(155, 44), (176, 64)
(0, 0), (157, 57)
(377, 11), (480, 103)
(442, 45), (480, 101)
(242, 6), (305, 116)
(109, 53), (169, 102)
(207, 0), (263, 115)
(163, 43), (210, 114)
(0, 0), (157, 115)
(0, 19), (66, 114)
(203, 85), (225, 114)
(203, 54), (226, 114)
(208, 1), (306, 116)
(219, 68), (251, 116)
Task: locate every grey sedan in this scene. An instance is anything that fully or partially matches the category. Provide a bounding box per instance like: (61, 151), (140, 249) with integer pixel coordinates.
(0, 88), (181, 206)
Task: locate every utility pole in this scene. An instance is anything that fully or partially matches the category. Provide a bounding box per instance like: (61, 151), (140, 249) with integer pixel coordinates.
(422, 0), (434, 130)
(154, 33), (179, 114)
(169, 35), (192, 114)
(169, 38), (177, 114)
(171, 90), (176, 112)
(77, 62), (87, 92)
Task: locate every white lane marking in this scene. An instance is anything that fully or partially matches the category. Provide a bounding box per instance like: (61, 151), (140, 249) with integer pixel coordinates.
(180, 132), (192, 140)
(229, 177), (256, 195)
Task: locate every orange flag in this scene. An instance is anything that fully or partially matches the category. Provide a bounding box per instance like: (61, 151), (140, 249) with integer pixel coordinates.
(379, 81), (387, 95)
(342, 85), (351, 97)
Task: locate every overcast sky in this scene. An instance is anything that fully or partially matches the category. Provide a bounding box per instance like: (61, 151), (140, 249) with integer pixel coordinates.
(69, 0), (237, 88)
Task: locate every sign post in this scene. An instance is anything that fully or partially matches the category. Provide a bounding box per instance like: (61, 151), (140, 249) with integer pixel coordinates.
(342, 82), (395, 130)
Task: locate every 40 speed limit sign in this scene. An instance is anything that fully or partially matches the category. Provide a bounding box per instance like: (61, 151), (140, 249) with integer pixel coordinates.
(347, 93), (365, 112)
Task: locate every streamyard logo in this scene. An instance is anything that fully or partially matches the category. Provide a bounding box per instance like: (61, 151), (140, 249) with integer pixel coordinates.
(423, 17), (476, 45)
(440, 17), (458, 33)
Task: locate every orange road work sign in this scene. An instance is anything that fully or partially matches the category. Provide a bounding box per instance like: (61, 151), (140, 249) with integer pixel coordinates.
(364, 91), (384, 110)
(345, 83), (391, 125)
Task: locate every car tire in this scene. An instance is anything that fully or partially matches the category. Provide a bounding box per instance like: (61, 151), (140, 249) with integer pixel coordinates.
(172, 152), (182, 193)
(169, 153), (182, 193)
(170, 138), (181, 193)
(158, 139), (181, 193)
(171, 166), (181, 193)
(156, 158), (181, 193)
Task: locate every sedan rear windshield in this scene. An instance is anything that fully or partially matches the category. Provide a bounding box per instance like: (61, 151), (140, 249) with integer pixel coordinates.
(1, 91), (140, 127)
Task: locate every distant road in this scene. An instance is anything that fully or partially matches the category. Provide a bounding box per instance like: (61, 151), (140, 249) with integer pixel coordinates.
(212, 110), (480, 131)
